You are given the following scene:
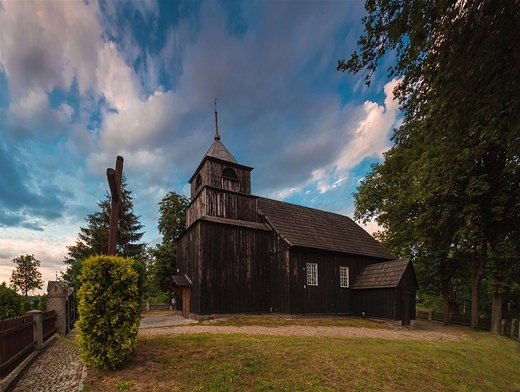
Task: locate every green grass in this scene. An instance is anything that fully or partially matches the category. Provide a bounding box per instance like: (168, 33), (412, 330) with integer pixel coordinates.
(85, 320), (520, 391)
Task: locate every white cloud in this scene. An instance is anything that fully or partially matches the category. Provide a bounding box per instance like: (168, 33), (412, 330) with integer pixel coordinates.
(0, 0), (102, 99)
(336, 79), (400, 171)
(270, 79), (400, 202)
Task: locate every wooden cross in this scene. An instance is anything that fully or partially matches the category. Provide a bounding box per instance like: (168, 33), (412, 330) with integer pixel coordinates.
(106, 156), (124, 255)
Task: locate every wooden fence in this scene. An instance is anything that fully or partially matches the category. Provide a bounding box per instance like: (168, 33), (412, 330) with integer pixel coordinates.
(142, 302), (172, 311)
(0, 310), (57, 378)
(417, 311), (520, 338)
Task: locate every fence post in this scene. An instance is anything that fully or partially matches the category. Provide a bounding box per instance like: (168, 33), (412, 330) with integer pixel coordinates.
(146, 302), (150, 311)
(500, 319), (506, 335)
(428, 311), (433, 321)
(28, 310), (43, 350)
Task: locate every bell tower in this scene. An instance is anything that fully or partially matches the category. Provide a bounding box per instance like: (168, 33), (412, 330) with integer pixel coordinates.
(188, 101), (253, 200)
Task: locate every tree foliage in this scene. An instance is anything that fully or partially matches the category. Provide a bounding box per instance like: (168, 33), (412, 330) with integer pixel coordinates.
(76, 255), (140, 370)
(149, 192), (189, 295)
(63, 177), (147, 290)
(0, 282), (23, 319)
(341, 0), (520, 330)
(9, 254), (44, 301)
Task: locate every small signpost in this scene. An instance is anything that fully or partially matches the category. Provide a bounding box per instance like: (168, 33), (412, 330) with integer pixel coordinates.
(106, 156), (124, 255)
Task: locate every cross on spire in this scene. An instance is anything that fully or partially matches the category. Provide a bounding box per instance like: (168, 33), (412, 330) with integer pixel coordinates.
(214, 98), (220, 141)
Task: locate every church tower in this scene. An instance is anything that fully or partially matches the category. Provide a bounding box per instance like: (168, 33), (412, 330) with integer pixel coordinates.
(188, 104), (253, 200)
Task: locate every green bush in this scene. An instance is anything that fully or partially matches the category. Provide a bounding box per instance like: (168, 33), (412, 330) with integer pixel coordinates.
(0, 282), (23, 319)
(76, 255), (140, 369)
(22, 301), (32, 312)
(38, 294), (47, 311)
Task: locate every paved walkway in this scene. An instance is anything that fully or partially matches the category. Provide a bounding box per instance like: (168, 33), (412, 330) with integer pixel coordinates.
(8, 313), (191, 392)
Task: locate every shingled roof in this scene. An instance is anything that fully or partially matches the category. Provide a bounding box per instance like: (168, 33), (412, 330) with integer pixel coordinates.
(351, 259), (411, 289)
(257, 198), (395, 260)
(204, 139), (238, 163)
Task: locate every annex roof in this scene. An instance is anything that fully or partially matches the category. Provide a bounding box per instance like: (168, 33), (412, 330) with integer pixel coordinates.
(351, 258), (412, 289)
(170, 274), (192, 287)
(257, 198), (395, 260)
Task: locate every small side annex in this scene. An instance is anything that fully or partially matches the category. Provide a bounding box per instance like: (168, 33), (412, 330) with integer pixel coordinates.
(351, 259), (419, 324)
(172, 124), (418, 324)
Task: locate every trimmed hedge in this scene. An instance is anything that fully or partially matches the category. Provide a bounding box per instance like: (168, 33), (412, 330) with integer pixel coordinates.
(76, 255), (140, 369)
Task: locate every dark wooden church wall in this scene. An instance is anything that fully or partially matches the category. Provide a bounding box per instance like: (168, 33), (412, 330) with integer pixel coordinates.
(177, 222), (202, 314)
(268, 232), (291, 313)
(288, 249), (392, 314)
(199, 221), (269, 314)
(352, 288), (397, 320)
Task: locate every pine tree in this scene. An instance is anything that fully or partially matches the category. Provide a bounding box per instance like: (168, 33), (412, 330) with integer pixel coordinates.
(63, 177), (147, 288)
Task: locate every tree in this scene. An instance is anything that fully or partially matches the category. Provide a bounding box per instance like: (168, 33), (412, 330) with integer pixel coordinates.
(149, 192), (189, 294)
(0, 282), (23, 319)
(341, 0), (520, 331)
(64, 177), (147, 288)
(9, 254), (44, 301)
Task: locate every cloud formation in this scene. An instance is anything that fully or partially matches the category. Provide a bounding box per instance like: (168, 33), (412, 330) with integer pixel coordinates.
(0, 0), (399, 292)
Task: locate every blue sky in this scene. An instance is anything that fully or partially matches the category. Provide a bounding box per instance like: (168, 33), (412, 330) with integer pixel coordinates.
(0, 0), (400, 293)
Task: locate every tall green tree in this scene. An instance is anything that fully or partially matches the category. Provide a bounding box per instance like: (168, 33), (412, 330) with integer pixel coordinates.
(150, 191), (189, 294)
(64, 177), (147, 289)
(9, 254), (44, 301)
(341, 0), (520, 330)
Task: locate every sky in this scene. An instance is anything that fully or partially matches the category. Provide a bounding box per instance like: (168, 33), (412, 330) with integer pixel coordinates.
(0, 0), (401, 295)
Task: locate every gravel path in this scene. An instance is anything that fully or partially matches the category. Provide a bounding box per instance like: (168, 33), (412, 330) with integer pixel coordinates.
(138, 316), (469, 342)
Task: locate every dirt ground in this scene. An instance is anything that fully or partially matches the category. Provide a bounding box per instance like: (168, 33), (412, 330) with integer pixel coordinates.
(138, 313), (469, 342)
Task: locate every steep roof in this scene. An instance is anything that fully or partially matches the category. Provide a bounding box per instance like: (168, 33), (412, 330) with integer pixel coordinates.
(351, 258), (411, 289)
(257, 198), (395, 260)
(204, 138), (238, 163)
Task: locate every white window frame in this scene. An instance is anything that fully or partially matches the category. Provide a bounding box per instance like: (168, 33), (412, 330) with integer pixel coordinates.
(340, 266), (349, 288)
(306, 263), (318, 286)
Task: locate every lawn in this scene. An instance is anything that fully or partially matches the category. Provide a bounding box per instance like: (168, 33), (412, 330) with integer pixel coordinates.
(83, 318), (520, 392)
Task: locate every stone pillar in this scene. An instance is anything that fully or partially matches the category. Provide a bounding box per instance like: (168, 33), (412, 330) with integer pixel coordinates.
(46, 281), (70, 336)
(28, 310), (43, 350)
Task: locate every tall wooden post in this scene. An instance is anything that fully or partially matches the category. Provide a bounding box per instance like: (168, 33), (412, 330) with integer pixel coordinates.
(107, 156), (123, 255)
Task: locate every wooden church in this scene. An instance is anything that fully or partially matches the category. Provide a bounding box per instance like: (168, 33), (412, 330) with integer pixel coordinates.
(171, 114), (418, 324)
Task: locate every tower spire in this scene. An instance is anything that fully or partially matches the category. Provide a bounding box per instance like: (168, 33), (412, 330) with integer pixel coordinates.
(214, 98), (220, 141)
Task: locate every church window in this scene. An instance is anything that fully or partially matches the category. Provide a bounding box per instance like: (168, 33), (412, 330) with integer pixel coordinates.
(195, 174), (202, 189)
(340, 266), (349, 288)
(222, 168), (238, 180)
(306, 263), (318, 286)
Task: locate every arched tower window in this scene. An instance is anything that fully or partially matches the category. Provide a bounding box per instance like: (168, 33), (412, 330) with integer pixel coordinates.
(222, 168), (239, 192)
(222, 168), (238, 180)
(195, 174), (202, 189)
